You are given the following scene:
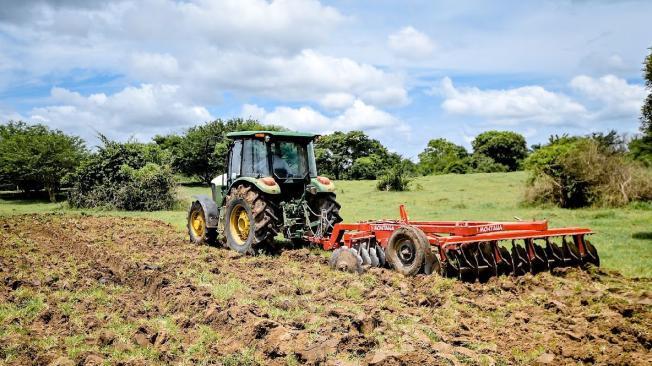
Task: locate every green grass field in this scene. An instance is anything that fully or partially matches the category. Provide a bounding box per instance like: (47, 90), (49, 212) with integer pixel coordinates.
(1, 171), (651, 277)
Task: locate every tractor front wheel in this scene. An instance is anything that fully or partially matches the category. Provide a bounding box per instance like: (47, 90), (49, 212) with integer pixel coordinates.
(187, 201), (217, 245)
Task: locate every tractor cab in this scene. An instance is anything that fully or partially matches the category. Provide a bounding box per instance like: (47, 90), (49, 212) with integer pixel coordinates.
(226, 130), (317, 182)
(209, 130), (335, 206)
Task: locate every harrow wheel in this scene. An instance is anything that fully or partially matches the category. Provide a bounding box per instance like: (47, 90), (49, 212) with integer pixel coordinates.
(386, 226), (432, 276)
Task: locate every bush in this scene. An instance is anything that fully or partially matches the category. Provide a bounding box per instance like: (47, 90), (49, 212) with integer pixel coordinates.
(468, 154), (508, 173)
(68, 138), (176, 211)
(376, 165), (411, 191)
(524, 138), (652, 208)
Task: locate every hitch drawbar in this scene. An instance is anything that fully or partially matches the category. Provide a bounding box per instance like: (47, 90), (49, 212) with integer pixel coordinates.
(314, 205), (599, 282)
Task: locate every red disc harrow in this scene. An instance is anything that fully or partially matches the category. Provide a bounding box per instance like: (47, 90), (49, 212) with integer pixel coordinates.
(311, 205), (599, 282)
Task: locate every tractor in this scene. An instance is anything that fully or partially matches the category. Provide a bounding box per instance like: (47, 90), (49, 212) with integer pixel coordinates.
(188, 130), (599, 282)
(187, 131), (342, 254)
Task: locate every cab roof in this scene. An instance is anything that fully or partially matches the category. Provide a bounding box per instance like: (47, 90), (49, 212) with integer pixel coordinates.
(225, 130), (318, 140)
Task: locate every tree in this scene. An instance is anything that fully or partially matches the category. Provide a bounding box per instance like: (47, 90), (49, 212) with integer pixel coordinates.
(417, 138), (469, 175)
(170, 118), (282, 184)
(67, 137), (176, 211)
(471, 131), (527, 171)
(630, 47), (652, 165)
(0, 121), (86, 201)
(641, 47), (652, 135)
(350, 155), (381, 180)
(315, 131), (398, 180)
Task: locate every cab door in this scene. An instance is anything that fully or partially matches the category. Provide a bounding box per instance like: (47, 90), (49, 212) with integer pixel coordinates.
(227, 140), (243, 188)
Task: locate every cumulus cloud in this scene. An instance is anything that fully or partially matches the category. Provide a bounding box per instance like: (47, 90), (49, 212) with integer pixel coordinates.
(387, 26), (435, 59)
(185, 49), (408, 107)
(436, 77), (587, 125)
(570, 74), (646, 118)
(0, 0), (406, 108)
(318, 93), (356, 110)
(241, 100), (407, 134)
(28, 84), (213, 143)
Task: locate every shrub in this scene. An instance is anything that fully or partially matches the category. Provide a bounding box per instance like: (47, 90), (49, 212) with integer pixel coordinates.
(68, 138), (176, 211)
(376, 165), (411, 191)
(524, 138), (652, 208)
(468, 154), (508, 173)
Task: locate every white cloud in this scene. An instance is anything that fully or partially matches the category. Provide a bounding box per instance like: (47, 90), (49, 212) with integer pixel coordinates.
(0, 0), (407, 109)
(387, 26), (435, 59)
(241, 100), (406, 134)
(318, 93), (356, 110)
(437, 77), (587, 125)
(570, 74), (646, 118)
(28, 84), (213, 142)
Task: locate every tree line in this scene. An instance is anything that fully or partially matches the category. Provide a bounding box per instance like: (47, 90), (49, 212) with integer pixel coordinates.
(1, 49), (651, 209)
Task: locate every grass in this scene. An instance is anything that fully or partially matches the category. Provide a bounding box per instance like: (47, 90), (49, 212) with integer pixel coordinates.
(1, 171), (651, 277)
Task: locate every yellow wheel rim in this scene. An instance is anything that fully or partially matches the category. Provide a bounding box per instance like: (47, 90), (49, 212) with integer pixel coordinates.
(229, 204), (251, 245)
(190, 209), (205, 238)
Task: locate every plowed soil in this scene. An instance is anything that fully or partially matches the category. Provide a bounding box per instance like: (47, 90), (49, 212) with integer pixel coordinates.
(1, 214), (650, 365)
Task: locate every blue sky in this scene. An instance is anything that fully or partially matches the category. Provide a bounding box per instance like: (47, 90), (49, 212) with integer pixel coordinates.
(0, 0), (650, 159)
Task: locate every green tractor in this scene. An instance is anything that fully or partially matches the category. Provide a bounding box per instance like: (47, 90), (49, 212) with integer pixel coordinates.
(187, 130), (342, 254)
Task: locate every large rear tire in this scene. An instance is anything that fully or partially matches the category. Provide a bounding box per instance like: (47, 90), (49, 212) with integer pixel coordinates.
(309, 193), (343, 239)
(187, 201), (217, 245)
(224, 184), (279, 254)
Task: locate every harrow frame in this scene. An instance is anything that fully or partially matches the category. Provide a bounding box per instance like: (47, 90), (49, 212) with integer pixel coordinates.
(312, 205), (599, 280)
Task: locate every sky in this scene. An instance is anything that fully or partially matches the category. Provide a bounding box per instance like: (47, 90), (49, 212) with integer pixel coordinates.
(0, 0), (650, 159)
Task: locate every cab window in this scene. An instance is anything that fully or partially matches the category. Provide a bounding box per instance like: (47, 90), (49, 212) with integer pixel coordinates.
(271, 141), (309, 179)
(242, 139), (270, 177)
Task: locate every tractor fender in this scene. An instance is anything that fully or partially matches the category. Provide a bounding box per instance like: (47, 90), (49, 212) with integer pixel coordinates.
(191, 195), (220, 228)
(311, 177), (335, 193)
(232, 177), (281, 195)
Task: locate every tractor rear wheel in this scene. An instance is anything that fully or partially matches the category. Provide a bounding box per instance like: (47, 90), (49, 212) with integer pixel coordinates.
(187, 201), (217, 245)
(386, 225), (432, 276)
(309, 193), (343, 238)
(224, 184), (279, 254)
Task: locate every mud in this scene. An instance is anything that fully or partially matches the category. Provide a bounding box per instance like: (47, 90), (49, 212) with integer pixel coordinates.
(0, 214), (650, 365)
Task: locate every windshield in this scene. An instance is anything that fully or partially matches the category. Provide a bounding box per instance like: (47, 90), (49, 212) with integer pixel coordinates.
(271, 141), (309, 179)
